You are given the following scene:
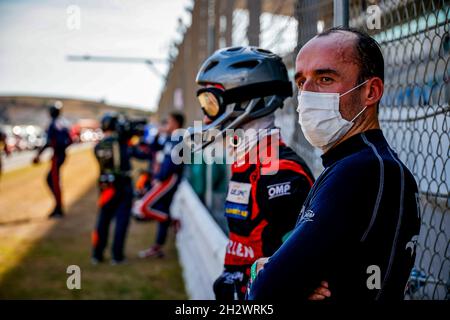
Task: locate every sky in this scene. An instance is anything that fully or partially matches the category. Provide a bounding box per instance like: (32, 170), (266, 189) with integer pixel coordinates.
(0, 0), (192, 111)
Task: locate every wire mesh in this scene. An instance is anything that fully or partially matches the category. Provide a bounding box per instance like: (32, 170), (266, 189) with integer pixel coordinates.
(188, 0), (449, 299)
(351, 0), (449, 300)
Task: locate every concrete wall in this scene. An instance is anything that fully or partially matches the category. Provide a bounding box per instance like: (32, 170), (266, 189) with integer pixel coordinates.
(171, 180), (227, 299)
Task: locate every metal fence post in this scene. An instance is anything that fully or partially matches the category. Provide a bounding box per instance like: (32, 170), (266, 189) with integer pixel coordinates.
(333, 0), (349, 27)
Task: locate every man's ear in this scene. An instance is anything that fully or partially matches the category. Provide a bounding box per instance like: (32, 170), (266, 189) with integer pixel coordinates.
(365, 77), (384, 107)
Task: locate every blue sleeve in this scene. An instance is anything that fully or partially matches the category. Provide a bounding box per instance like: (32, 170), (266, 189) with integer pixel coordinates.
(149, 135), (165, 152)
(155, 152), (177, 181)
(154, 138), (184, 181)
(248, 160), (373, 300)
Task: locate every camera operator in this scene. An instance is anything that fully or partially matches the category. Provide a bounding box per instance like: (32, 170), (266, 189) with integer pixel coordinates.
(91, 112), (135, 265)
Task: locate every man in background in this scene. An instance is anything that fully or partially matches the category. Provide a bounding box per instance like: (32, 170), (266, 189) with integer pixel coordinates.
(33, 101), (72, 219)
(132, 112), (185, 259)
(248, 27), (421, 301)
(91, 112), (133, 265)
(0, 127), (10, 181)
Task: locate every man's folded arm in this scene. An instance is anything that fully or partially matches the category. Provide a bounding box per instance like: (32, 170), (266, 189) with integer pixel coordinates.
(249, 166), (367, 300)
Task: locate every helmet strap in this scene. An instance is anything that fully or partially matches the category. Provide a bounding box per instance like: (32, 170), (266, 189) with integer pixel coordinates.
(190, 95), (284, 152)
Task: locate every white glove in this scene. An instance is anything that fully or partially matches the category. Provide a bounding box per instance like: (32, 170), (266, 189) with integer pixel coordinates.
(131, 199), (144, 219)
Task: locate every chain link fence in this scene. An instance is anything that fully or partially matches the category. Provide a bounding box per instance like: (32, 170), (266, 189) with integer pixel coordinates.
(360, 0), (449, 300)
(189, 0), (449, 300)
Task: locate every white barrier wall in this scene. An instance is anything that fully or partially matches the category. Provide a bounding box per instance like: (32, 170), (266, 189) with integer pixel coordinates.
(171, 180), (228, 300)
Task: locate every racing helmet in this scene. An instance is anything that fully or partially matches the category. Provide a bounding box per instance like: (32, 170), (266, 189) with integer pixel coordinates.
(192, 46), (293, 149)
(100, 112), (119, 132)
(48, 100), (63, 119)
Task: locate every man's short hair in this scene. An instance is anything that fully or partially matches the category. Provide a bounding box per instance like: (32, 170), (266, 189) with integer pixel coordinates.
(317, 26), (384, 84)
(170, 112), (185, 128)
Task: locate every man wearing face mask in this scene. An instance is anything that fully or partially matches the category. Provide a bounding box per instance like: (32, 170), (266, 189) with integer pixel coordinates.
(248, 27), (421, 301)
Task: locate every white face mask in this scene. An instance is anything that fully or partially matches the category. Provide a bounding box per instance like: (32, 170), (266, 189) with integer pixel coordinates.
(297, 80), (369, 150)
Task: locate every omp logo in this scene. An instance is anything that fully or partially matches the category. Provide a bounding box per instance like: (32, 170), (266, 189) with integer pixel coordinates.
(267, 182), (291, 199)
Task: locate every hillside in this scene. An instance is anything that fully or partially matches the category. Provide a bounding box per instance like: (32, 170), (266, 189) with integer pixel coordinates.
(0, 96), (153, 125)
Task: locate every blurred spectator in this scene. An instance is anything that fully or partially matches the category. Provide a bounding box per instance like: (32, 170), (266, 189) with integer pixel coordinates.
(91, 112), (133, 265)
(33, 101), (72, 218)
(132, 112), (185, 259)
(0, 127), (10, 180)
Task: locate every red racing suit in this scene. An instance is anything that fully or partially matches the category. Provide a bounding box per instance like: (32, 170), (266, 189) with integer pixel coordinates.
(213, 130), (314, 300)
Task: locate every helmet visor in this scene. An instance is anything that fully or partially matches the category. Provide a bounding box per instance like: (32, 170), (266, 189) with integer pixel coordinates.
(198, 91), (220, 118)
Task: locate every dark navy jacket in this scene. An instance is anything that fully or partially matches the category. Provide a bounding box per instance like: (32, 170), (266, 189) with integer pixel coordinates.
(248, 129), (421, 301)
(46, 119), (72, 161)
(151, 133), (184, 183)
(94, 134), (131, 176)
